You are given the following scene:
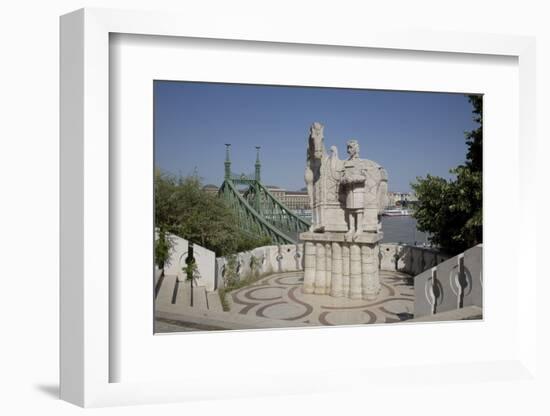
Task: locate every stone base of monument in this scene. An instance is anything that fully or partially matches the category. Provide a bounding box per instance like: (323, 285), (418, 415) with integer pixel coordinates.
(300, 231), (383, 300)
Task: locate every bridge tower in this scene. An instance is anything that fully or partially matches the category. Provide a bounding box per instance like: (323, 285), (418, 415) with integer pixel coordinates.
(253, 146), (262, 212)
(255, 146), (261, 181)
(224, 143), (231, 180)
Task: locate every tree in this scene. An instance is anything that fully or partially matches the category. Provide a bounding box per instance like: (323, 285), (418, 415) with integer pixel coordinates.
(465, 95), (482, 173)
(183, 249), (201, 307)
(155, 169), (270, 256)
(411, 95), (482, 255)
(154, 228), (172, 277)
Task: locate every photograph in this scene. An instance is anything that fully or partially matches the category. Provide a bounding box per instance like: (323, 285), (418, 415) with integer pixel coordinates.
(153, 81), (483, 333)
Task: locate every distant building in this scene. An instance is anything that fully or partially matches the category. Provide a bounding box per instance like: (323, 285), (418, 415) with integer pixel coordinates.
(387, 191), (418, 207)
(206, 183), (416, 210)
(264, 186), (308, 210)
(203, 184), (219, 195)
(202, 184), (310, 212)
(265, 185), (285, 201)
(279, 191), (310, 211)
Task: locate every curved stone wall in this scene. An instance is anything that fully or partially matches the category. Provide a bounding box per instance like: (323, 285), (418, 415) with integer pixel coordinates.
(215, 244), (304, 289)
(216, 242), (447, 290)
(379, 243), (449, 276)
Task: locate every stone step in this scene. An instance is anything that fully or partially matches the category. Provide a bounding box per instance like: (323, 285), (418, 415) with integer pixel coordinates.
(194, 286), (208, 310)
(155, 274), (178, 306)
(173, 281), (208, 310)
(206, 291), (224, 312)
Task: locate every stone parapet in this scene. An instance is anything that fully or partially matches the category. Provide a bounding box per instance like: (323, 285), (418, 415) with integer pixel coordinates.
(413, 244), (482, 319)
(379, 242), (449, 276)
(299, 231), (383, 244)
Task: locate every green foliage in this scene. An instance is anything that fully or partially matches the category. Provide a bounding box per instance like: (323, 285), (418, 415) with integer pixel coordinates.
(218, 255), (265, 312)
(183, 260), (200, 283)
(465, 95), (482, 173)
(249, 255), (260, 279)
(236, 235), (272, 253)
(154, 169), (271, 256)
(182, 258), (200, 307)
(411, 95), (482, 255)
(218, 288), (231, 312)
(154, 228), (172, 275)
(223, 254), (239, 288)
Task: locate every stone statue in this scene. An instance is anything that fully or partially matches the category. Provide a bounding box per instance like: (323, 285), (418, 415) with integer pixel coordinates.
(301, 122), (388, 300)
(304, 122), (347, 233)
(341, 139), (367, 236)
(340, 139), (387, 237)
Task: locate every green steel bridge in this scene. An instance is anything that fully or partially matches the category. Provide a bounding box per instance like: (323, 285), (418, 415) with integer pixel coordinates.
(218, 145), (311, 244)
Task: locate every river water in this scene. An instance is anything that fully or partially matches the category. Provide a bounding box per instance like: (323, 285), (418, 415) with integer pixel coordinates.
(381, 215), (429, 246)
(294, 215), (429, 246)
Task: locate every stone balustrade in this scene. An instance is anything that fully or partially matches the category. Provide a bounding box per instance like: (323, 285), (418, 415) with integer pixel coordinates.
(216, 242), (451, 292)
(414, 244), (482, 318)
(215, 244), (304, 289)
(379, 243), (450, 275)
(155, 231), (217, 291)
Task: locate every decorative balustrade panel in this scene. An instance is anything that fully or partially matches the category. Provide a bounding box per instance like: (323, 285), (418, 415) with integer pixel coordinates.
(413, 244), (483, 319)
(414, 268), (436, 318)
(433, 256), (460, 314)
(462, 245), (483, 308)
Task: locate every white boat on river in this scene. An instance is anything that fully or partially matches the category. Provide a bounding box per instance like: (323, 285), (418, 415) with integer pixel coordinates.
(383, 208), (411, 216)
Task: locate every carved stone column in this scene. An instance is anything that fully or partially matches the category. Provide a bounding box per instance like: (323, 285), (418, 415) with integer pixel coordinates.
(325, 243), (332, 294)
(330, 242), (343, 297)
(362, 244), (380, 300)
(300, 231), (382, 301)
(314, 242), (326, 294)
(303, 242), (316, 294)
(342, 244), (350, 297)
(349, 244), (362, 299)
(372, 244), (381, 296)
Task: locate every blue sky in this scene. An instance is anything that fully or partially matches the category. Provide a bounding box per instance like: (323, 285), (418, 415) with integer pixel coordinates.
(154, 81), (478, 192)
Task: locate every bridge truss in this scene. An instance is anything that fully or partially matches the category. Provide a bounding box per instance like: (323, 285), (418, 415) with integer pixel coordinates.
(218, 145), (310, 244)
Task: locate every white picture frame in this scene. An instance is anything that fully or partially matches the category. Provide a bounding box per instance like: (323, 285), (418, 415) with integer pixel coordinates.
(60, 8), (538, 408)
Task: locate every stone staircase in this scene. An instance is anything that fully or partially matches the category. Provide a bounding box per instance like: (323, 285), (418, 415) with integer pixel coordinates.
(155, 274), (223, 312)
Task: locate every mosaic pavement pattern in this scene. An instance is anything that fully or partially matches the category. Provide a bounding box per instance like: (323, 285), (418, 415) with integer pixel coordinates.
(227, 271), (415, 326)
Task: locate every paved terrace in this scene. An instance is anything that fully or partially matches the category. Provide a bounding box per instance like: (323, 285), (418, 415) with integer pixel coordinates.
(155, 270), (414, 332)
(227, 271), (414, 326)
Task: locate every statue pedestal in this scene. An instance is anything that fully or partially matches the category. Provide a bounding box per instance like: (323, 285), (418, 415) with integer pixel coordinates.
(300, 231), (383, 300)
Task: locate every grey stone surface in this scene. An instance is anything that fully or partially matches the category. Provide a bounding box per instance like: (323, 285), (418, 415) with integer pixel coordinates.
(379, 242), (449, 276)
(408, 305), (482, 322)
(155, 231), (216, 291)
(432, 255), (460, 313)
(225, 271), (414, 328)
(414, 268), (435, 318)
(215, 244), (304, 289)
(462, 245), (483, 308)
(300, 231), (383, 244)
